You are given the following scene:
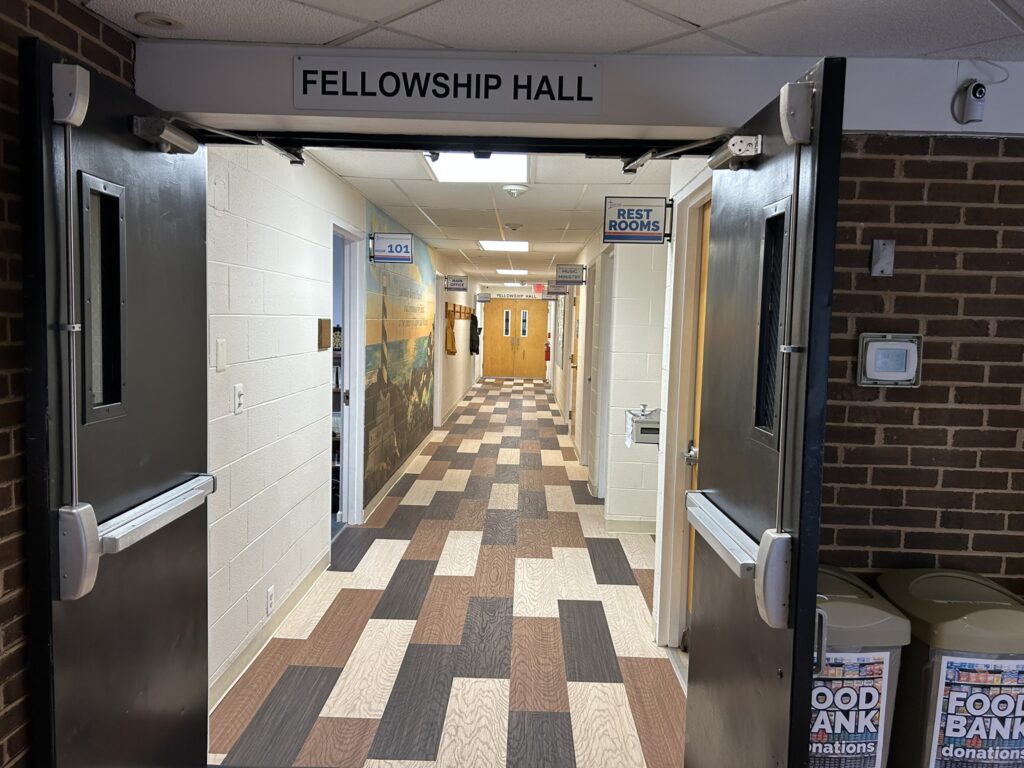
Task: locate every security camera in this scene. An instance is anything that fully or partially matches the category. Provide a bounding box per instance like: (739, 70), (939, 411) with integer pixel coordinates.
(954, 79), (987, 124)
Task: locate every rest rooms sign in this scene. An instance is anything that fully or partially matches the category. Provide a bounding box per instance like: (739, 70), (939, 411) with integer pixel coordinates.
(604, 196), (669, 244)
(294, 56), (602, 116)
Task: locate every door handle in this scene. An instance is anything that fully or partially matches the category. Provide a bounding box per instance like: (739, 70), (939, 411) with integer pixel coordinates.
(683, 441), (699, 466)
(754, 530), (792, 629)
(813, 607), (828, 676)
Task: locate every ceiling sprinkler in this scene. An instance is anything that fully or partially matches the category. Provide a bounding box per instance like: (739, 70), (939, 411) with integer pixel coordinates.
(503, 184), (529, 199)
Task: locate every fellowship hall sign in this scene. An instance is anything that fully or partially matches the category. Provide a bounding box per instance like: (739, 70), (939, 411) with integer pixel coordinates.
(294, 56), (602, 115)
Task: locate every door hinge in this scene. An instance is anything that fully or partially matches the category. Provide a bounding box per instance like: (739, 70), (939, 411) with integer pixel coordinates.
(343, 389), (351, 406)
(683, 441), (699, 466)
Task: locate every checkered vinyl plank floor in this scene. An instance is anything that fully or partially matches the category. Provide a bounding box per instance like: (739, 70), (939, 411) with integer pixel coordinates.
(209, 379), (685, 768)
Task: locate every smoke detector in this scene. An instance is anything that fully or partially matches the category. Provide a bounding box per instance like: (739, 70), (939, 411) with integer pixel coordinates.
(503, 184), (529, 199)
(505, 222), (523, 232)
(134, 11), (184, 29)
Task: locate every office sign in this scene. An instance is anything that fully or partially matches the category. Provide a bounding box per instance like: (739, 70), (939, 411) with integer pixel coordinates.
(809, 652), (889, 768)
(371, 232), (414, 263)
(603, 196), (669, 243)
(294, 56), (602, 116)
(476, 293), (491, 303)
(445, 275), (468, 291)
(555, 264), (586, 286)
(546, 280), (569, 295)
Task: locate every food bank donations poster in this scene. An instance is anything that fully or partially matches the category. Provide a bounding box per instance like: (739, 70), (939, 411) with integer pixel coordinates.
(809, 652), (889, 768)
(931, 656), (1024, 767)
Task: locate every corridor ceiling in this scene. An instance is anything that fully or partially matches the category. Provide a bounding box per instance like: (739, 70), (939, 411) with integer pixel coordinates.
(85, 0), (1024, 59)
(311, 150), (701, 279)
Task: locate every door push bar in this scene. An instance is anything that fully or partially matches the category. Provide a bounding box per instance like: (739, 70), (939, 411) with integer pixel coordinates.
(57, 474), (216, 600)
(685, 491), (792, 630)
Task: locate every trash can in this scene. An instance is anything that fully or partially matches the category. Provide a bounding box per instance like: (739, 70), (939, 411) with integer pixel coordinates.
(811, 567), (911, 768)
(877, 569), (1024, 768)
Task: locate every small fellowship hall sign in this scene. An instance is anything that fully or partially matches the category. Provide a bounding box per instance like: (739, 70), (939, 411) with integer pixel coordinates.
(294, 56), (602, 116)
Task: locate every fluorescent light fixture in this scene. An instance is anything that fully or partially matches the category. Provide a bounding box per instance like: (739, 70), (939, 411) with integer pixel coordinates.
(504, 282), (525, 287)
(480, 240), (528, 252)
(496, 268), (528, 276)
(425, 152), (528, 183)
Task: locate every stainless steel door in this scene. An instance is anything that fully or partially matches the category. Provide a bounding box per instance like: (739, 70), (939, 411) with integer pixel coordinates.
(22, 40), (209, 767)
(685, 58), (845, 767)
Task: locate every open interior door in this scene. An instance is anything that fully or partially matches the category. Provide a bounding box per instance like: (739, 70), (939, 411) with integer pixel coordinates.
(684, 58), (845, 767)
(22, 40), (209, 767)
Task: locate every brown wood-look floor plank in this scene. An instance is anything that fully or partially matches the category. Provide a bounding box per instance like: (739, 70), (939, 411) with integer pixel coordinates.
(403, 519), (454, 560)
(411, 575), (475, 645)
(585, 538), (637, 586)
(510, 617), (570, 712)
(291, 589), (382, 668)
(634, 569), (655, 612)
(363, 496), (400, 528)
(453, 498), (487, 530)
(550, 512), (587, 549)
(473, 544), (515, 597)
(419, 460), (450, 480)
(209, 638), (304, 754)
(473, 457), (498, 476)
(293, 717), (378, 768)
(372, 560), (437, 620)
(619, 657), (686, 768)
(454, 597), (514, 678)
(518, 469), (546, 491)
(516, 519), (553, 559)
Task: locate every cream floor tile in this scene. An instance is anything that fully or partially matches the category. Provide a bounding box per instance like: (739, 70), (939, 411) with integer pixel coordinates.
(481, 432), (504, 444)
(435, 530), (484, 577)
(616, 534), (656, 570)
(407, 454), (431, 474)
(274, 570), (351, 639)
(349, 539), (410, 589)
(568, 682), (646, 768)
(320, 619), (416, 718)
(489, 413), (507, 424)
(565, 462), (590, 481)
(497, 448), (520, 465)
(577, 509), (614, 539)
(457, 415), (475, 425)
(502, 425), (521, 437)
(430, 430), (448, 442)
(513, 558), (560, 618)
(435, 678), (509, 768)
(457, 439), (482, 454)
(557, 434), (575, 447)
(522, 411), (538, 421)
(552, 416), (567, 426)
(471, 396), (486, 404)
(545, 486), (576, 513)
(597, 585), (665, 659)
(554, 546), (601, 601)
(439, 469), (471, 492)
(488, 483), (519, 510)
(541, 449), (566, 467)
(208, 754), (226, 765)
(479, 404), (495, 413)
(404, 479), (441, 506)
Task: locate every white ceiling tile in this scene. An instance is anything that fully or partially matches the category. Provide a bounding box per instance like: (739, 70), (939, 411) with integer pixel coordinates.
(632, 0), (795, 27)
(381, 206), (433, 226)
(389, 0), (690, 53)
(494, 209), (575, 228)
(533, 156), (635, 185)
(336, 177), (411, 206)
(506, 227), (575, 242)
(561, 229), (597, 243)
(335, 25), (447, 48)
(88, 0), (363, 43)
(568, 211), (604, 229)
(631, 160), (673, 185)
(396, 180), (495, 208)
(531, 242), (586, 254)
(712, 0), (1015, 57)
(929, 33), (1024, 59)
(494, 184), (583, 210)
(422, 209), (500, 227)
(633, 31), (751, 55)
(441, 226), (504, 241)
(300, 0), (443, 23)
(313, 149), (432, 180)
(576, 183), (669, 208)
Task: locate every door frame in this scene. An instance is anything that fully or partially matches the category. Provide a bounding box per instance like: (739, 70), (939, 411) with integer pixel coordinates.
(589, 246), (615, 499)
(654, 172), (711, 648)
(333, 224), (367, 524)
(433, 271), (445, 427)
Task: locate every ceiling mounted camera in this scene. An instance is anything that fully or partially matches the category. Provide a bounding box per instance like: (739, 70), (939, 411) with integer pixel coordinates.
(953, 79), (987, 124)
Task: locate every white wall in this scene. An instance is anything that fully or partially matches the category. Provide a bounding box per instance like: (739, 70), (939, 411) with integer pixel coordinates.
(438, 272), (480, 420)
(206, 145), (366, 687)
(602, 243), (667, 530)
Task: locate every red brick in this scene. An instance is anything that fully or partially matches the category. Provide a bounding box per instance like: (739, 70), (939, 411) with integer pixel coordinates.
(883, 427), (948, 446)
(973, 160), (1024, 181)
(844, 446), (908, 465)
(972, 533), (1024, 553)
(989, 365), (1024, 384)
(858, 181), (925, 202)
(932, 228), (998, 249)
(952, 429), (1019, 448)
(928, 182), (995, 203)
(941, 510), (1007, 531)
(872, 467), (939, 487)
(839, 157), (896, 178)
(862, 225), (928, 247)
(975, 493), (1023, 511)
(905, 531), (971, 551)
(917, 408), (983, 427)
(872, 507), (938, 528)
(903, 160), (968, 179)
(963, 207), (1024, 227)
(958, 342), (1024, 362)
(862, 135), (931, 155)
(953, 385), (1021, 405)
(910, 448), (978, 468)
(998, 185), (1024, 204)
(933, 137), (1001, 157)
(926, 319), (991, 337)
(905, 489), (974, 508)
(942, 470), (1009, 490)
(963, 252), (1024, 272)
(987, 409), (1024, 428)
(872, 551), (937, 569)
(921, 362), (984, 382)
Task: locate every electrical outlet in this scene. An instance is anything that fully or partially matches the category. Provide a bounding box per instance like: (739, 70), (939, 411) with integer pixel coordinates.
(266, 585), (275, 616)
(233, 383), (244, 415)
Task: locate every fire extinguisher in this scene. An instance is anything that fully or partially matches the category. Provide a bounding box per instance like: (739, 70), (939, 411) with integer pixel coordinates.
(545, 341), (551, 362)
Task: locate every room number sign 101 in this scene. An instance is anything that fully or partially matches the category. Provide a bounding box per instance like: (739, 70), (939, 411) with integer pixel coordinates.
(371, 233), (415, 263)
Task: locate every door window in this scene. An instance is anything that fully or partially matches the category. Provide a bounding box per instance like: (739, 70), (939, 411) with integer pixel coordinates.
(521, 309), (528, 337)
(503, 309), (511, 336)
(753, 200), (790, 443)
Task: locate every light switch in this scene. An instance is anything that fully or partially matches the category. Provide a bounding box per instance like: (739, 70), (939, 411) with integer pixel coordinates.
(870, 239), (895, 277)
(233, 383), (244, 414)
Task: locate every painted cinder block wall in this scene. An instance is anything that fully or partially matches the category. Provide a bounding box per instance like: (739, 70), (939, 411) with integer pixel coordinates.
(822, 133), (1024, 595)
(2, 6), (136, 764)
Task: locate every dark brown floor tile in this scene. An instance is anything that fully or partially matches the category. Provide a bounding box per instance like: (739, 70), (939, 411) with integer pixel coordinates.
(292, 589), (382, 668)
(521, 439), (542, 452)
(453, 498), (487, 529)
(330, 526), (379, 571)
(511, 617), (570, 712)
(420, 442), (438, 456)
(586, 538), (637, 586)
(411, 575), (474, 645)
(483, 509), (518, 545)
(293, 717), (378, 768)
(620, 657), (686, 768)
(209, 638), (304, 754)
(473, 457), (497, 476)
(372, 560), (437, 620)
(517, 519), (553, 559)
(419, 460), (450, 480)
(474, 544), (515, 597)
(363, 496), (399, 528)
(518, 489), (548, 519)
(507, 711), (577, 768)
(387, 473), (417, 498)
(559, 600), (622, 683)
(454, 597), (513, 678)
(542, 466), (570, 486)
(561, 446), (578, 461)
(570, 480), (602, 506)
(635, 568), (655, 612)
(403, 519), (454, 560)
(519, 469), (546, 491)
(549, 512), (587, 549)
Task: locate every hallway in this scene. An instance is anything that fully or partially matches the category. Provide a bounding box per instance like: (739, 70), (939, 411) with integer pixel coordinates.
(209, 379), (685, 768)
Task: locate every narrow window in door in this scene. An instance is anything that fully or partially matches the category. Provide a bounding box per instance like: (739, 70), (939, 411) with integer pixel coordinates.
(80, 173), (127, 421)
(521, 309), (528, 337)
(754, 211), (786, 434)
(503, 309), (511, 337)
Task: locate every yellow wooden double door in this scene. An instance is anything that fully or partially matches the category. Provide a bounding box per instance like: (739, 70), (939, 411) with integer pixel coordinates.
(482, 299), (549, 378)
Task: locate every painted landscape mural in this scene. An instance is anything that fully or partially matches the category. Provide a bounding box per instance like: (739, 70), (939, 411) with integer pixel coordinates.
(364, 205), (436, 505)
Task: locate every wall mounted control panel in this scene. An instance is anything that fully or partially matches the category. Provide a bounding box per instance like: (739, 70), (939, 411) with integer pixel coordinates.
(858, 333), (922, 387)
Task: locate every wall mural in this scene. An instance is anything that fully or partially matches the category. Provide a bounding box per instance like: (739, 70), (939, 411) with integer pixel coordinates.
(364, 205), (436, 505)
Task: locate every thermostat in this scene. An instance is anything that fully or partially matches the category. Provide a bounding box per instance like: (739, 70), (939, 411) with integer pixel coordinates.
(858, 333), (922, 387)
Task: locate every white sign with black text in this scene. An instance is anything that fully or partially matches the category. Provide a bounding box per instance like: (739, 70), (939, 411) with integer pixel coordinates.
(603, 196), (669, 244)
(476, 293), (491, 303)
(555, 264), (586, 285)
(546, 280), (569, 295)
(445, 275), (468, 292)
(294, 56), (602, 116)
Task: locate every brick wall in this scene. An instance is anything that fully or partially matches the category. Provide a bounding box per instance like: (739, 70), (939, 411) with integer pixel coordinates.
(0, 4), (134, 765)
(823, 133), (1024, 595)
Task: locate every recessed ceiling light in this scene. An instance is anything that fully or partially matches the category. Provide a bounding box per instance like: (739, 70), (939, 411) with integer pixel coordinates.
(424, 152), (527, 183)
(480, 240), (528, 252)
(496, 268), (528, 276)
(504, 282), (525, 288)
(134, 11), (184, 29)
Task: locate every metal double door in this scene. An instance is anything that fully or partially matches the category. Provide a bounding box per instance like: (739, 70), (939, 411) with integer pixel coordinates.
(22, 40), (209, 767)
(685, 58), (845, 767)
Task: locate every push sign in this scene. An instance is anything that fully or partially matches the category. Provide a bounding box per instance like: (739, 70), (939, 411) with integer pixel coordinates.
(371, 233), (414, 263)
(603, 196), (670, 244)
